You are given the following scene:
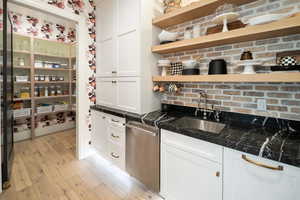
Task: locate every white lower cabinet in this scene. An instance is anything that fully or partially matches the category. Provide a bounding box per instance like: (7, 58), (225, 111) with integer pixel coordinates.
(91, 110), (126, 170)
(224, 148), (300, 200)
(160, 130), (223, 200)
(91, 110), (109, 157)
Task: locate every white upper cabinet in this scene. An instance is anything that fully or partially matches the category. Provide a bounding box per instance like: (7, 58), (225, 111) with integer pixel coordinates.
(97, 40), (116, 77)
(96, 0), (140, 77)
(97, 0), (114, 42)
(116, 77), (140, 113)
(117, 31), (140, 76)
(96, 0), (116, 77)
(224, 148), (300, 200)
(96, 78), (117, 107)
(117, 0), (139, 35)
(96, 0), (160, 114)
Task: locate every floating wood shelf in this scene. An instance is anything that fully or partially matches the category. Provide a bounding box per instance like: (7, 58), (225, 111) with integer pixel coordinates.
(152, 14), (300, 54)
(153, 0), (256, 28)
(152, 73), (300, 83)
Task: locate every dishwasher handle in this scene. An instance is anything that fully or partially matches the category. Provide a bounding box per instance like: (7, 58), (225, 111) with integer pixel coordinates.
(126, 122), (157, 137)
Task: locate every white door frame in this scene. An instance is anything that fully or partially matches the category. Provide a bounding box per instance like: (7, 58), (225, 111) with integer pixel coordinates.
(9, 0), (90, 160)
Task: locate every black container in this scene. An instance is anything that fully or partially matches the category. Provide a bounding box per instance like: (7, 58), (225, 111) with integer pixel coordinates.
(182, 68), (200, 75)
(208, 59), (227, 75)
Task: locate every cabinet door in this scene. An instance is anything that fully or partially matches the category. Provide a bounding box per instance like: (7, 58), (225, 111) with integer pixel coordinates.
(96, 0), (116, 77)
(117, 0), (139, 35)
(224, 148), (300, 200)
(116, 0), (140, 76)
(97, 40), (116, 77)
(116, 77), (140, 113)
(97, 0), (114, 41)
(161, 140), (222, 200)
(91, 111), (109, 157)
(96, 78), (117, 107)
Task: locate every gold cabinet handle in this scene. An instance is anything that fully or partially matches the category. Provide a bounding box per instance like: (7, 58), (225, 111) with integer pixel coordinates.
(216, 171), (220, 177)
(111, 134), (120, 139)
(242, 155), (283, 171)
(111, 152), (119, 159)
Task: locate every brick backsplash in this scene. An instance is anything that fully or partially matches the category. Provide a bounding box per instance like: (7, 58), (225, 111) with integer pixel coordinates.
(158, 0), (300, 121)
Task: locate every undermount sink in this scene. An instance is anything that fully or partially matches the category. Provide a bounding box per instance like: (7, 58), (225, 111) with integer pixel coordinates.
(175, 117), (226, 134)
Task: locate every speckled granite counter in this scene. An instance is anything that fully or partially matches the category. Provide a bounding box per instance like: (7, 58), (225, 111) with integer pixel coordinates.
(91, 104), (300, 168)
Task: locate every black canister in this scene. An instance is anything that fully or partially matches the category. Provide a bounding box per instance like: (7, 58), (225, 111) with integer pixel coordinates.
(208, 59), (227, 75)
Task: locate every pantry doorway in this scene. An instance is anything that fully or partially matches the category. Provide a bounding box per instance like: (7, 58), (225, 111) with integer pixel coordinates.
(10, 0), (90, 160)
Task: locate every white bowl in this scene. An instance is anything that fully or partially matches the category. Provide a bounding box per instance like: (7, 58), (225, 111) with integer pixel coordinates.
(158, 30), (178, 43)
(182, 60), (198, 68)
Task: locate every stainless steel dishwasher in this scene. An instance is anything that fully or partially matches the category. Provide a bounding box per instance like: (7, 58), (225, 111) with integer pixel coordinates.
(126, 121), (160, 193)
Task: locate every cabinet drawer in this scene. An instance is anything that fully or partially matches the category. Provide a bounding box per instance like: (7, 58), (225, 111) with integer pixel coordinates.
(107, 114), (125, 127)
(108, 142), (125, 170)
(108, 125), (125, 147)
(161, 129), (223, 163)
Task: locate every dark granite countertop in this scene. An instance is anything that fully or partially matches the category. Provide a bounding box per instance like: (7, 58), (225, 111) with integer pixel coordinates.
(91, 104), (300, 168)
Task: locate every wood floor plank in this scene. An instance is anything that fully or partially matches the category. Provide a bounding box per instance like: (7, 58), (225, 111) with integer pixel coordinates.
(1, 129), (163, 200)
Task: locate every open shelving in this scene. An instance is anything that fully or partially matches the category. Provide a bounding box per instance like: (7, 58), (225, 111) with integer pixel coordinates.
(152, 72), (300, 83)
(13, 33), (77, 141)
(152, 14), (300, 54)
(153, 0), (256, 28)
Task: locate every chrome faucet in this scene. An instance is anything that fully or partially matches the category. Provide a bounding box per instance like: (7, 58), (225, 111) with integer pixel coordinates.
(195, 90), (208, 119)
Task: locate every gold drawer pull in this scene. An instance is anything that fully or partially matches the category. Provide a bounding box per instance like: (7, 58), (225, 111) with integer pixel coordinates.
(111, 153), (119, 159)
(111, 134), (120, 139)
(242, 155), (283, 171)
(216, 171), (220, 177)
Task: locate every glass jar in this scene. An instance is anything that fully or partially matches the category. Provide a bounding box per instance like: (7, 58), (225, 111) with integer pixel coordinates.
(39, 75), (45, 81)
(34, 75), (40, 81)
(45, 86), (49, 97)
(39, 86), (45, 97)
(50, 86), (56, 96)
(34, 86), (39, 97)
(45, 75), (50, 82)
(50, 76), (57, 82)
(56, 86), (62, 96)
(20, 87), (30, 98)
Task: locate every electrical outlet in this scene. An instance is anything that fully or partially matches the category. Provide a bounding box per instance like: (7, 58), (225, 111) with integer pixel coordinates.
(257, 99), (267, 111)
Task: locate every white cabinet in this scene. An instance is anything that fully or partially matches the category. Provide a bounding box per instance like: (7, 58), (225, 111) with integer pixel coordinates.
(224, 148), (300, 200)
(96, 77), (141, 114)
(96, 0), (160, 114)
(160, 130), (223, 200)
(91, 110), (109, 156)
(91, 110), (126, 170)
(116, 77), (140, 113)
(96, 78), (117, 107)
(117, 0), (139, 35)
(96, 0), (116, 77)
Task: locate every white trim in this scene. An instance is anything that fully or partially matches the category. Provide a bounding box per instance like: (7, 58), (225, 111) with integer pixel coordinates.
(9, 0), (91, 160)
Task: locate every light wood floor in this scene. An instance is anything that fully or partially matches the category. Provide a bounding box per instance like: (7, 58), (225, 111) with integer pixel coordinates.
(0, 129), (162, 200)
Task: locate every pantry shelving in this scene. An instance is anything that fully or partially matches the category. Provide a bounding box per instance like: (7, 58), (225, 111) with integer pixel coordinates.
(152, 0), (256, 28)
(13, 33), (77, 141)
(152, 13), (300, 54)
